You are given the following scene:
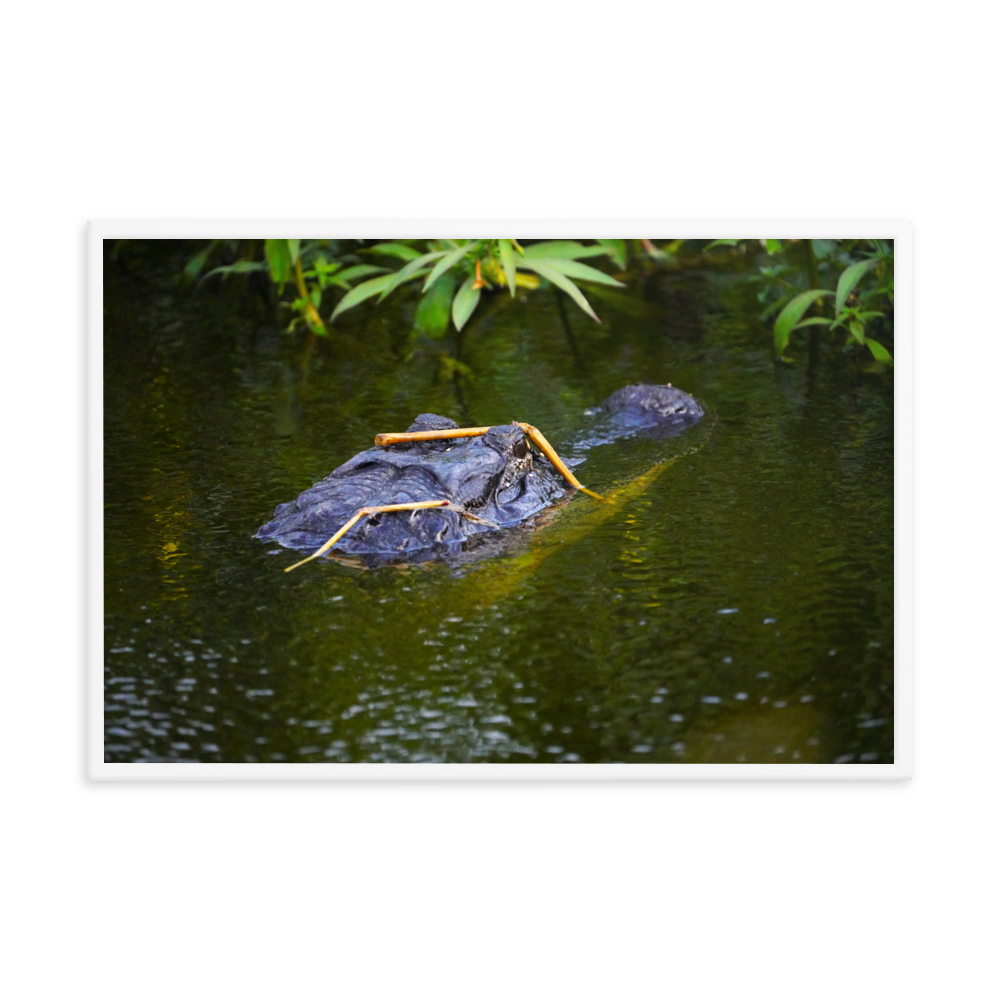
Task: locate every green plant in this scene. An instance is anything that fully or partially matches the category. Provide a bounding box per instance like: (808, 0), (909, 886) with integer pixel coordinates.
(190, 238), (386, 335)
(770, 243), (893, 363)
(188, 239), (635, 338)
(704, 239), (894, 364)
(330, 239), (627, 334)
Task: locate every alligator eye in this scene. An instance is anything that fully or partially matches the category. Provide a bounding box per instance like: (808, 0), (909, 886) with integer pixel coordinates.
(514, 438), (529, 460)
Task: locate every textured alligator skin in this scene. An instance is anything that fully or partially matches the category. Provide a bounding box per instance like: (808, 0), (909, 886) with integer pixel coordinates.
(255, 384), (703, 565)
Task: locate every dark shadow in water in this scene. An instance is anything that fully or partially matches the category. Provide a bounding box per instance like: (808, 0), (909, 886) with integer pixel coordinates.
(641, 268), (710, 344)
(553, 287), (587, 373)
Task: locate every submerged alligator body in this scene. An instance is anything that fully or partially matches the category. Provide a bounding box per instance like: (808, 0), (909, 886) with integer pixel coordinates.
(255, 383), (703, 566)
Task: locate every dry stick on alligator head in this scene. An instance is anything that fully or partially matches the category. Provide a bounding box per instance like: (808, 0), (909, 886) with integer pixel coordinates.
(373, 422), (605, 500)
(254, 383), (704, 570)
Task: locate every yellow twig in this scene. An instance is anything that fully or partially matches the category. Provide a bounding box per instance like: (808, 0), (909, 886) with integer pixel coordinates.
(284, 500), (450, 572)
(373, 422), (604, 498)
(517, 423), (606, 500)
(375, 427), (492, 448)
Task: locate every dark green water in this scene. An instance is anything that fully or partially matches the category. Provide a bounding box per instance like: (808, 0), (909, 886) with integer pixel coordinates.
(103, 242), (893, 764)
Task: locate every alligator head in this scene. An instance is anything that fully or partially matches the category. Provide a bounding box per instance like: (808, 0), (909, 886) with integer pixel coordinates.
(577, 382), (704, 448)
(254, 413), (566, 563)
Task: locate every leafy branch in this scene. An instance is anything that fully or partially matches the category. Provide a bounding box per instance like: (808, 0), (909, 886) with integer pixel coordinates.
(703, 239), (894, 365)
(331, 239), (626, 334)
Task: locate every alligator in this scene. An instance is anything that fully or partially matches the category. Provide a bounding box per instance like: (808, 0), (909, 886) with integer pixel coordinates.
(255, 383), (704, 569)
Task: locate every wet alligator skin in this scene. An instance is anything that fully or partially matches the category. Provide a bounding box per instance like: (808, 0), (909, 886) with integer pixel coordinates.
(255, 384), (703, 565)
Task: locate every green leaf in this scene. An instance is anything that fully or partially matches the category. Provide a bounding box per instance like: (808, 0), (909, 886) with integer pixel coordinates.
(865, 339), (893, 364)
(835, 257), (880, 315)
(365, 242), (422, 261)
(811, 239), (839, 260)
(871, 239), (891, 259)
(423, 241), (481, 292)
(829, 311), (848, 331)
(201, 260), (268, 282)
(264, 239), (293, 285)
(286, 239), (300, 263)
(773, 289), (834, 356)
(330, 264), (389, 287)
(766, 239), (783, 254)
(848, 320), (866, 344)
(521, 240), (607, 260)
(704, 239), (740, 251)
(330, 273), (397, 321)
(183, 240), (219, 279)
(526, 257), (625, 288)
(498, 239), (517, 297)
(518, 260), (601, 323)
(413, 271), (458, 338)
(793, 316), (832, 329)
(451, 275), (481, 332)
(377, 250), (448, 302)
(596, 238), (627, 269)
